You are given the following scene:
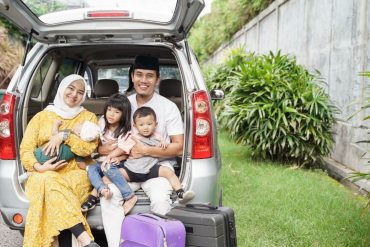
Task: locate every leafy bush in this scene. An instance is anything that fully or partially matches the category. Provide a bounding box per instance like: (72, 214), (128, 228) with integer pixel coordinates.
(204, 47), (249, 115)
(189, 0), (273, 63)
(207, 50), (338, 167)
(205, 47), (248, 92)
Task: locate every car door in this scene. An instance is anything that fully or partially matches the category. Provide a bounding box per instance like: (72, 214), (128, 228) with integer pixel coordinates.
(0, 0), (204, 44)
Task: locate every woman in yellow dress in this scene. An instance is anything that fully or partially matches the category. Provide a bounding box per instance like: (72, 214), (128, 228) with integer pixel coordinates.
(20, 74), (100, 247)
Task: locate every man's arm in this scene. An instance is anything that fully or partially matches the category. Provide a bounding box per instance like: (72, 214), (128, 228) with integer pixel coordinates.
(130, 134), (183, 159)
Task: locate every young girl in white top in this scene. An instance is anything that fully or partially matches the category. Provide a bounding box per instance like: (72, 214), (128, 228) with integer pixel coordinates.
(81, 93), (137, 215)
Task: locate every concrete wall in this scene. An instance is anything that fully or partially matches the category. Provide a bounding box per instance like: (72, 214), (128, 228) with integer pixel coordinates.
(206, 0), (370, 172)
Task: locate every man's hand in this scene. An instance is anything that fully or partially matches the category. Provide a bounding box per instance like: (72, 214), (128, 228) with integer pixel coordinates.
(158, 140), (168, 149)
(42, 132), (64, 156)
(130, 134), (183, 158)
(130, 137), (148, 158)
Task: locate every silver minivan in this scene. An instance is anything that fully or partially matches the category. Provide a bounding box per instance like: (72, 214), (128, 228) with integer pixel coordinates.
(0, 0), (223, 232)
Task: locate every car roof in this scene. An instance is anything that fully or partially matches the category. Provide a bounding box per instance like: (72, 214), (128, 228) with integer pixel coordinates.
(0, 0), (204, 43)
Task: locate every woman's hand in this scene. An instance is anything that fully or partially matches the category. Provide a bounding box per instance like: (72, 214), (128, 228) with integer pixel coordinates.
(42, 132), (64, 156)
(34, 157), (68, 172)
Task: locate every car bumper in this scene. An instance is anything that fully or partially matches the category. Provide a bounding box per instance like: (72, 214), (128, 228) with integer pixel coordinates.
(0, 157), (221, 230)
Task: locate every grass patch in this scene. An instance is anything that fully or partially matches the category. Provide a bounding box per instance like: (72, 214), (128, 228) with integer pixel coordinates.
(219, 132), (370, 247)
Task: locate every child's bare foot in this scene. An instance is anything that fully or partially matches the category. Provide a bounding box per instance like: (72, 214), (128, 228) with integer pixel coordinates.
(100, 187), (112, 200)
(123, 195), (137, 215)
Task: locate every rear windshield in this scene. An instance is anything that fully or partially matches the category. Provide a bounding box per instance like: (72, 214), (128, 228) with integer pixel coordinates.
(95, 66), (180, 93)
(22, 0), (178, 24)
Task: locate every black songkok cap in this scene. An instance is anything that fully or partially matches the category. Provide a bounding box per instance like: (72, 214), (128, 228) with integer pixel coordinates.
(132, 55), (159, 73)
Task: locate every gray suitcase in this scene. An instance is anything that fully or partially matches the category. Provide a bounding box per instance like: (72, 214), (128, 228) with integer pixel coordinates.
(166, 204), (237, 247)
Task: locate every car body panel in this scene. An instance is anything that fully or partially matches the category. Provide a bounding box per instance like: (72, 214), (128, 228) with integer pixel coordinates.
(0, 0), (204, 43)
(0, 41), (223, 233)
(0, 0), (225, 237)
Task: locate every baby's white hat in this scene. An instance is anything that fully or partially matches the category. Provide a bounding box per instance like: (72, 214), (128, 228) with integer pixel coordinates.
(80, 121), (101, 141)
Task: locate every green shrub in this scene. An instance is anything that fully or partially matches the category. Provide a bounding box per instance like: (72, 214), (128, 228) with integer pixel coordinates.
(205, 47), (248, 92)
(189, 0), (273, 63)
(204, 47), (249, 115)
(209, 50), (338, 167)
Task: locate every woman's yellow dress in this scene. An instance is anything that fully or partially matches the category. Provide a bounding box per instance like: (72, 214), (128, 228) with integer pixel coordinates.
(20, 109), (98, 247)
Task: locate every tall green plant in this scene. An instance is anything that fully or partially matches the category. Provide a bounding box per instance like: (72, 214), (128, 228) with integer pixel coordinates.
(217, 50), (337, 167)
(348, 72), (370, 192)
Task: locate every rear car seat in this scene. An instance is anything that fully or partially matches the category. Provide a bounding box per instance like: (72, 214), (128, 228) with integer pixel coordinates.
(83, 79), (119, 115)
(158, 78), (183, 175)
(159, 79), (183, 111)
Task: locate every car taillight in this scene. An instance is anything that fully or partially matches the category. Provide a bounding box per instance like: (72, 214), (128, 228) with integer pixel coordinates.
(192, 90), (213, 159)
(0, 93), (16, 159)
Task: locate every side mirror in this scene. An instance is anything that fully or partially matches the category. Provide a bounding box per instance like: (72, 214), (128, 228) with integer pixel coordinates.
(210, 89), (224, 100)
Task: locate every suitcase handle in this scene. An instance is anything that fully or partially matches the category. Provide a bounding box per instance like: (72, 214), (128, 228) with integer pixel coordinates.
(151, 211), (170, 220)
(185, 203), (218, 210)
(139, 212), (169, 221)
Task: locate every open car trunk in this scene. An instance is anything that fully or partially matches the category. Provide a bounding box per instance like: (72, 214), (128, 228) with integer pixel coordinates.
(0, 0), (223, 236)
(19, 43), (187, 226)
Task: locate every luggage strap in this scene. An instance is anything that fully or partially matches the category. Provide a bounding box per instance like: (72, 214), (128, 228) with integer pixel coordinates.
(174, 203), (219, 213)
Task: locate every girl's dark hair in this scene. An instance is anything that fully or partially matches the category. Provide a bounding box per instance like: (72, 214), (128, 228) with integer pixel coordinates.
(103, 93), (131, 138)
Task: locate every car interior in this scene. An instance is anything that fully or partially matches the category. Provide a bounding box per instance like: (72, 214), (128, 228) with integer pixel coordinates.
(83, 78), (120, 115)
(21, 44), (184, 178)
(24, 45), (182, 120)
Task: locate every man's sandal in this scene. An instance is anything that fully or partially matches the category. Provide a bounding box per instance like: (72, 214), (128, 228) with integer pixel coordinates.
(81, 195), (99, 212)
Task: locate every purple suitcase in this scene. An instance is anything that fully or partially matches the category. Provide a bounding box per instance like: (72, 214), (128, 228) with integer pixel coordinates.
(120, 213), (186, 247)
